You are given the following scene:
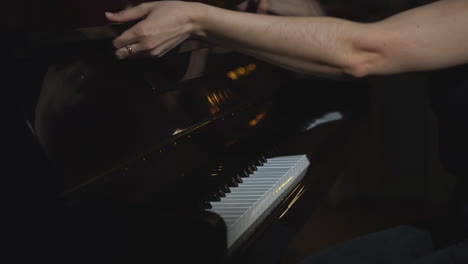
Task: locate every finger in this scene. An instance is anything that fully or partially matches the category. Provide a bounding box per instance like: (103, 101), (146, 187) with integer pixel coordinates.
(148, 35), (188, 58)
(105, 4), (151, 23)
(112, 21), (144, 49)
(115, 42), (144, 60)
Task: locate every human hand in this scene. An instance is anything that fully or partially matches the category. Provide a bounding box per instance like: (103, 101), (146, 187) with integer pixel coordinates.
(237, 0), (324, 16)
(105, 1), (204, 60)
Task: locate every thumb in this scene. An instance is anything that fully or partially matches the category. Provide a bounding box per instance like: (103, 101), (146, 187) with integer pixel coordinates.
(105, 5), (150, 22)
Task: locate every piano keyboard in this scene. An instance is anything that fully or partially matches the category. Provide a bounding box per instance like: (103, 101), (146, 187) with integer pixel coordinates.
(208, 154), (310, 249)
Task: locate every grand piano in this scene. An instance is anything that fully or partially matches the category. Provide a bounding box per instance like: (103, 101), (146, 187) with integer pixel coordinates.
(4, 0), (371, 263)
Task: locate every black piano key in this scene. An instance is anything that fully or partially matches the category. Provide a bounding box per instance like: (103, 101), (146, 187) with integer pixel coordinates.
(201, 154), (271, 206)
(218, 188), (226, 198)
(236, 173), (244, 183)
(229, 177), (239, 187)
(222, 184), (231, 193)
(211, 192), (221, 202)
(254, 157), (264, 166)
(203, 201), (212, 209)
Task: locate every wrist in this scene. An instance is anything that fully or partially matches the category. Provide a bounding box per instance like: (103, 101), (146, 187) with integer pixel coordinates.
(189, 2), (214, 38)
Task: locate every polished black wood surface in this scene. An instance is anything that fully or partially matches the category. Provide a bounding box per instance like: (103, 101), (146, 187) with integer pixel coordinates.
(4, 1), (372, 263)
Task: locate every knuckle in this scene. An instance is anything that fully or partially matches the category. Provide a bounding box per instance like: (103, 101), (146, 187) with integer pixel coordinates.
(138, 25), (156, 39)
(149, 49), (161, 57)
(140, 41), (153, 50)
(138, 2), (152, 12)
(112, 39), (120, 49)
(115, 49), (126, 59)
(133, 25), (147, 37)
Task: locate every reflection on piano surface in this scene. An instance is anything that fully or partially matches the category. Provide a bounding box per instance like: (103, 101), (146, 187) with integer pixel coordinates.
(4, 0), (372, 263)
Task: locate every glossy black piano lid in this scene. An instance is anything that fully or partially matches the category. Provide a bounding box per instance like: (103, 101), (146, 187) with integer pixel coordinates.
(5, 0), (262, 193)
(6, 36), (370, 205)
(7, 27), (299, 205)
(4, 22), (293, 264)
(3, 1), (376, 263)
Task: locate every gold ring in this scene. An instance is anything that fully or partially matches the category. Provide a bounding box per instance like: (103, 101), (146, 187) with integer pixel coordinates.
(125, 45), (133, 56)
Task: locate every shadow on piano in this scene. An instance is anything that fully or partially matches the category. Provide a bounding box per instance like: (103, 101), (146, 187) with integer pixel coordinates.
(3, 2), (372, 263)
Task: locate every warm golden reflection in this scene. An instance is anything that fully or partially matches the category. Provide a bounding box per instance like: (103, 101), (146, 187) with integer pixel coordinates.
(246, 63), (256, 71)
(279, 186), (306, 219)
(206, 86), (233, 115)
(276, 175), (295, 194)
(226, 63), (257, 80)
(209, 107), (218, 115)
(226, 71), (238, 80)
(236, 67), (246, 75)
(171, 128), (185, 136)
(248, 111), (267, 127)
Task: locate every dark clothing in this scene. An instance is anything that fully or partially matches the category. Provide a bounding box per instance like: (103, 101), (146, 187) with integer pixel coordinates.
(299, 226), (468, 264)
(429, 64), (468, 245)
(429, 65), (468, 195)
(299, 65), (468, 264)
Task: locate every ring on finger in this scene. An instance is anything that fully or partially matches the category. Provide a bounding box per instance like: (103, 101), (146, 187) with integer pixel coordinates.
(125, 45), (133, 56)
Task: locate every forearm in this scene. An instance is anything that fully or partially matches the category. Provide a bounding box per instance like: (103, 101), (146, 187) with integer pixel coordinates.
(194, 5), (371, 78)
(239, 47), (351, 79)
(107, 0), (468, 78)
(193, 0), (468, 78)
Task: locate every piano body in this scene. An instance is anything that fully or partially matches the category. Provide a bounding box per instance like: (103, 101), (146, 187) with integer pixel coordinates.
(3, 0), (371, 263)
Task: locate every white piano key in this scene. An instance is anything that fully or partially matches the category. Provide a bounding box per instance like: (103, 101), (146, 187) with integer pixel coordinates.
(223, 192), (266, 196)
(211, 199), (258, 204)
(232, 182), (277, 186)
(208, 154), (310, 249)
(241, 179), (280, 183)
(212, 208), (247, 213)
(254, 168), (292, 172)
(218, 196), (263, 200)
(229, 187), (271, 192)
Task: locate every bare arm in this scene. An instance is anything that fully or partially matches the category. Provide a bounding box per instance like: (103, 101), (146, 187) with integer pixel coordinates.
(106, 0), (468, 78)
(356, 0), (468, 75)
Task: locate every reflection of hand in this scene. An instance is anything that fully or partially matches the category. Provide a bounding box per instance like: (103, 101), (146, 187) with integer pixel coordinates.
(105, 1), (204, 60)
(237, 0), (324, 16)
(37, 61), (93, 112)
(34, 61), (95, 148)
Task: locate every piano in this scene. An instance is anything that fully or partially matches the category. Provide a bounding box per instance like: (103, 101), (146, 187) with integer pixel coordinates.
(3, 0), (371, 263)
